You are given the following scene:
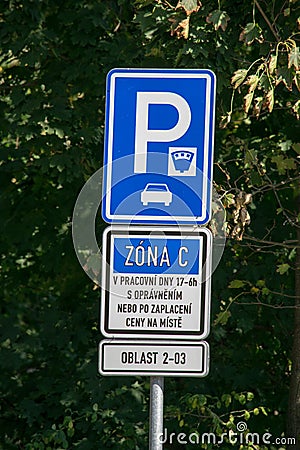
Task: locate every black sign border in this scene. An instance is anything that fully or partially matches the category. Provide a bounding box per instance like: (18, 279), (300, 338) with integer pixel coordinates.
(99, 340), (209, 377)
(102, 227), (211, 339)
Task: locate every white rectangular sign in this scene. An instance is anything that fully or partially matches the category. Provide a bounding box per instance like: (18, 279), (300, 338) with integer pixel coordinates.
(101, 226), (212, 339)
(99, 340), (209, 377)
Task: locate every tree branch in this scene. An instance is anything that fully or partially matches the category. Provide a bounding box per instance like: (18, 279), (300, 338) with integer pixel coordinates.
(243, 235), (300, 249)
(254, 0), (280, 42)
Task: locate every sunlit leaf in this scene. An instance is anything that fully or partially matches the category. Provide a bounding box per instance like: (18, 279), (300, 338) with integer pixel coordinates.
(239, 22), (264, 45)
(221, 394), (232, 407)
(246, 74), (259, 92)
(206, 10), (230, 31)
(268, 54), (277, 74)
(231, 69), (248, 89)
(288, 46), (300, 70)
(244, 91), (254, 113)
(176, 0), (201, 16)
(170, 17), (190, 39)
(265, 89), (274, 112)
(229, 279), (246, 289)
(253, 96), (263, 118)
(277, 263), (290, 275)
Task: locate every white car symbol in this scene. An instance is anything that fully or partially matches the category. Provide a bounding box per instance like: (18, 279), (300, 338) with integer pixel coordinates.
(141, 183), (173, 207)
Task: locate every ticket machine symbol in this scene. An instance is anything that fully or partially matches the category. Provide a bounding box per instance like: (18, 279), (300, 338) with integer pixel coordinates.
(171, 150), (195, 173)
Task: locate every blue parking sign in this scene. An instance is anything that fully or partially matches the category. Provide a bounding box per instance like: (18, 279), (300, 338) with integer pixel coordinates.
(102, 68), (216, 224)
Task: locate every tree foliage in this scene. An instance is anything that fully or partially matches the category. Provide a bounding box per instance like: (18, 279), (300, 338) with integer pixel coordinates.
(0, 0), (299, 449)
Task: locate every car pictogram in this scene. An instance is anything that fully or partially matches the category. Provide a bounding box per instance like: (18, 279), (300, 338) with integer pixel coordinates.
(141, 183), (173, 206)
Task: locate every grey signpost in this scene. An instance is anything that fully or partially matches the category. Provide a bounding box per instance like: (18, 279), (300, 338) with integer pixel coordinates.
(100, 68), (216, 448)
(150, 377), (164, 450)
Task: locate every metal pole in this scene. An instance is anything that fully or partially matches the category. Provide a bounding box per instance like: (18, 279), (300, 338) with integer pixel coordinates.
(149, 376), (164, 450)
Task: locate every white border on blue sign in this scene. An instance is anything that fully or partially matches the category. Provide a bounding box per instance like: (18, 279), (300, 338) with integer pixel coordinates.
(103, 69), (216, 224)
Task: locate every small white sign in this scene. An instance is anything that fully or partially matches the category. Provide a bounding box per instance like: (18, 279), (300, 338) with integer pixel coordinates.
(99, 340), (209, 377)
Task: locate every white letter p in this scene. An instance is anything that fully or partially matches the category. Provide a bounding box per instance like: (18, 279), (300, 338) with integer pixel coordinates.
(134, 92), (191, 173)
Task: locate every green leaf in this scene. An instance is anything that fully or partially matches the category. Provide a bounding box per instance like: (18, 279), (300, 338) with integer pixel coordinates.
(238, 393), (246, 405)
(229, 279), (246, 289)
(171, 17), (190, 39)
(244, 410), (251, 419)
(197, 394), (207, 407)
(91, 412), (98, 423)
(292, 143), (300, 154)
(244, 148), (258, 168)
(260, 406), (268, 416)
(262, 287), (270, 295)
(55, 128), (64, 139)
(276, 263), (290, 275)
(265, 89), (274, 113)
(259, 73), (272, 91)
(247, 391), (254, 401)
(288, 46), (300, 70)
(221, 393), (232, 407)
(224, 193), (235, 207)
(190, 394), (207, 408)
(244, 91), (254, 113)
(246, 74), (259, 92)
(276, 67), (293, 91)
(268, 54), (277, 74)
(250, 170), (263, 186)
(215, 310), (231, 325)
(271, 155), (296, 174)
(279, 139), (292, 152)
(231, 69), (248, 89)
(176, 0), (201, 15)
(206, 10), (230, 31)
(253, 96), (263, 118)
(239, 23), (264, 45)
